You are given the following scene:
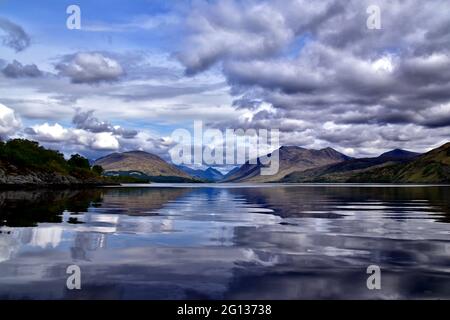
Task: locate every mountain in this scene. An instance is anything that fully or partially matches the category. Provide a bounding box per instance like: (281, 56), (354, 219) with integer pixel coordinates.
(94, 151), (196, 182)
(282, 148), (420, 183)
(177, 165), (224, 182)
(223, 146), (351, 183)
(281, 145), (450, 183)
(349, 142), (450, 183)
(377, 149), (420, 161)
(281, 148), (421, 183)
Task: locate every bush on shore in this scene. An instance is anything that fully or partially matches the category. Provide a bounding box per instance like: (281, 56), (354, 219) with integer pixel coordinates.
(0, 139), (104, 179)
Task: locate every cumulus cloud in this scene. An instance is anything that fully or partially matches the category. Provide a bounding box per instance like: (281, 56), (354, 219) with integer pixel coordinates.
(23, 109), (144, 153)
(176, 0), (450, 153)
(27, 123), (120, 151)
(0, 17), (30, 52)
(72, 109), (137, 138)
(90, 132), (120, 150)
(0, 103), (21, 138)
(56, 52), (124, 84)
(2, 60), (43, 78)
(26, 123), (70, 142)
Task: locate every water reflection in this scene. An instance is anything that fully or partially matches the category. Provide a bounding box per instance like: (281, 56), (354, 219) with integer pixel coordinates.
(0, 185), (449, 299)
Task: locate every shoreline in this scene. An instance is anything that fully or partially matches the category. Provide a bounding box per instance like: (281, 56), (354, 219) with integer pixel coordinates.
(0, 182), (120, 190)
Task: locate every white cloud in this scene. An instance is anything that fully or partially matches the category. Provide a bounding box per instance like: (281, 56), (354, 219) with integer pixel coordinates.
(0, 103), (21, 137)
(372, 55), (395, 73)
(29, 123), (120, 151)
(91, 132), (120, 150)
(30, 123), (70, 142)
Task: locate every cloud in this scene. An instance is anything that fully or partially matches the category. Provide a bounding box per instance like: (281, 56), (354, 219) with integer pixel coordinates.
(83, 14), (180, 32)
(72, 109), (137, 138)
(0, 103), (21, 138)
(0, 17), (30, 52)
(0, 103), (22, 138)
(90, 132), (120, 150)
(26, 123), (70, 142)
(27, 123), (120, 151)
(56, 52), (124, 84)
(21, 109), (151, 154)
(176, 0), (295, 75)
(24, 120), (178, 159)
(2, 60), (43, 78)
(175, 0), (450, 155)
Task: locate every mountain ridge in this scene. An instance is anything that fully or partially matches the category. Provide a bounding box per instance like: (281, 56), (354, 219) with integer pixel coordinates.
(223, 146), (351, 183)
(94, 150), (194, 180)
(282, 144), (450, 183)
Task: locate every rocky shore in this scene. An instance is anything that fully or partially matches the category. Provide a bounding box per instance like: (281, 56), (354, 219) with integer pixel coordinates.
(0, 167), (113, 187)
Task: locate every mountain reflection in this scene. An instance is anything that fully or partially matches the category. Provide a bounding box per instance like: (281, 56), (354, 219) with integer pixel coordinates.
(0, 185), (450, 299)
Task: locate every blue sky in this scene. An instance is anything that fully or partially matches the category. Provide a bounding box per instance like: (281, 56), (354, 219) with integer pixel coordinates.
(1, 0), (450, 162)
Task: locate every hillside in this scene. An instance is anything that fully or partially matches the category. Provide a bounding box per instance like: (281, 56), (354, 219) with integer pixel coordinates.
(223, 146), (351, 183)
(349, 142), (450, 183)
(0, 139), (109, 186)
(281, 148), (419, 183)
(94, 151), (196, 182)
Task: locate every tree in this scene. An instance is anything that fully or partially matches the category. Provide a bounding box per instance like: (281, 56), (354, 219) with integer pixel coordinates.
(1, 139), (68, 172)
(92, 165), (104, 176)
(0, 140), (5, 158)
(68, 154), (90, 170)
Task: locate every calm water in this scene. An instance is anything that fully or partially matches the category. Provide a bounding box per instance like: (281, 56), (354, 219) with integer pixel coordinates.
(0, 184), (450, 299)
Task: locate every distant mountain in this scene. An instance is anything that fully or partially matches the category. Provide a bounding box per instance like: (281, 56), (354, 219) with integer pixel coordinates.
(222, 166), (240, 180)
(349, 143), (450, 183)
(223, 146), (351, 183)
(94, 151), (196, 182)
(282, 148), (421, 183)
(177, 165), (224, 182)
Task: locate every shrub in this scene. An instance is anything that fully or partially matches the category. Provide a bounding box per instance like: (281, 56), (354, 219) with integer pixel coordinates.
(68, 154), (91, 170)
(92, 165), (104, 176)
(0, 139), (103, 180)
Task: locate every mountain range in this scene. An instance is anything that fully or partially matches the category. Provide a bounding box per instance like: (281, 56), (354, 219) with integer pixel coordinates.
(3, 138), (448, 186)
(281, 149), (420, 183)
(92, 142), (450, 184)
(222, 146), (351, 183)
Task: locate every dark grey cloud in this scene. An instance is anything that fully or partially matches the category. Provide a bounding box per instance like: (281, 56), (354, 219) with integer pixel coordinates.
(56, 52), (124, 84)
(176, 0), (450, 154)
(72, 109), (137, 138)
(176, 0), (296, 75)
(2, 60), (43, 78)
(0, 17), (30, 52)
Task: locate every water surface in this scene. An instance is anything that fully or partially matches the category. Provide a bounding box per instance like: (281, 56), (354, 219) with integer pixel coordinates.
(1, 184), (449, 299)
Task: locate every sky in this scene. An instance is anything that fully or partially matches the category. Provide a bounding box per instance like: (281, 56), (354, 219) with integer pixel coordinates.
(0, 0), (449, 164)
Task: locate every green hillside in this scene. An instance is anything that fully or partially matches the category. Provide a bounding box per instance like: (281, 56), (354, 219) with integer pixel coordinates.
(350, 142), (450, 183)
